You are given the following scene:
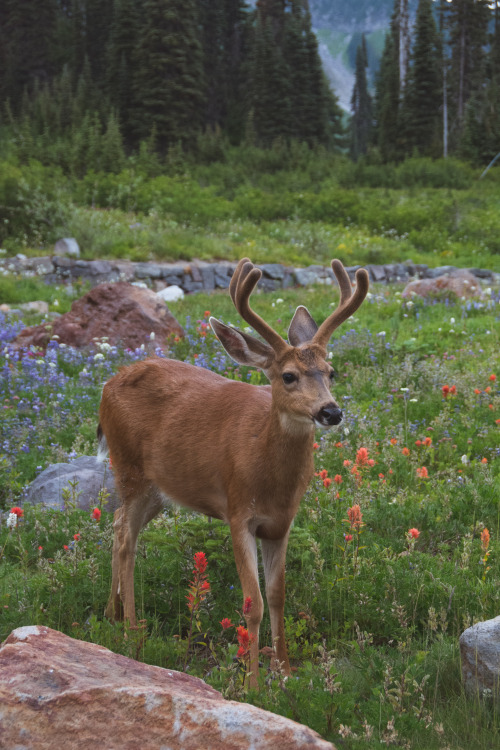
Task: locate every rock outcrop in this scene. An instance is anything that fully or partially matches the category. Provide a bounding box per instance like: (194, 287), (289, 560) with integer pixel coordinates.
(0, 626), (335, 750)
(12, 282), (184, 351)
(460, 616), (500, 698)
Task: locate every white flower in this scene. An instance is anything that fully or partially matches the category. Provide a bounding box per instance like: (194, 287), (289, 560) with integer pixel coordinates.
(406, 301), (414, 309)
(53, 299), (59, 307)
(450, 317), (455, 324)
(400, 387), (409, 392)
(377, 331), (386, 337)
(328, 352), (333, 360)
(150, 331), (155, 340)
(409, 398), (418, 402)
(461, 455), (469, 465)
(343, 427), (350, 436)
(94, 353), (104, 361)
(276, 298), (284, 304)
(6, 513), (17, 529)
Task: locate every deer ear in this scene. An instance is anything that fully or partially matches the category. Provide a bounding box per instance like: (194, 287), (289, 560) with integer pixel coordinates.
(288, 306), (318, 346)
(210, 317), (275, 369)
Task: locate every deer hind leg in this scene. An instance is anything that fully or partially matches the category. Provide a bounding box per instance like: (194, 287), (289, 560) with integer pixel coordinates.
(105, 506), (124, 621)
(230, 522), (264, 689)
(106, 476), (164, 627)
(261, 533), (291, 675)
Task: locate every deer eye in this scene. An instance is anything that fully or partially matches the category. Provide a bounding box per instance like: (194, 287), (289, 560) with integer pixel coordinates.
(282, 372), (297, 385)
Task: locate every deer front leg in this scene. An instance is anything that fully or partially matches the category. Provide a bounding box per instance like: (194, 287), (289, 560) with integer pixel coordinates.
(230, 522), (264, 689)
(261, 532), (291, 675)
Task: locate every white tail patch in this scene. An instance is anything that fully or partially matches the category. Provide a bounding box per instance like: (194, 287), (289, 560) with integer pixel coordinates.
(97, 432), (109, 463)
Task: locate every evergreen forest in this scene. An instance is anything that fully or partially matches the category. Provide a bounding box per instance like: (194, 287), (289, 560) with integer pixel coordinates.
(2, 0), (500, 171)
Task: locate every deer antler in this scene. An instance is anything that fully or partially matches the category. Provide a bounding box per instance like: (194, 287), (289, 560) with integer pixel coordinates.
(230, 258), (289, 355)
(312, 260), (369, 349)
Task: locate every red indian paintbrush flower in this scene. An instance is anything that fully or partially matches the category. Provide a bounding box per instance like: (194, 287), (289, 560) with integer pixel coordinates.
(243, 597), (253, 615)
(347, 504), (363, 530)
(10, 507), (23, 517)
(220, 618), (233, 630)
(481, 528), (490, 552)
(408, 528), (420, 539)
(92, 508), (101, 521)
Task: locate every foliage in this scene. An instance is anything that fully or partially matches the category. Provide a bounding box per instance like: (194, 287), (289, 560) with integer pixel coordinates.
(1, 280), (499, 748)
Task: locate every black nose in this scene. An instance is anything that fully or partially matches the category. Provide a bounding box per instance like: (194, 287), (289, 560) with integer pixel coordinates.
(317, 406), (343, 425)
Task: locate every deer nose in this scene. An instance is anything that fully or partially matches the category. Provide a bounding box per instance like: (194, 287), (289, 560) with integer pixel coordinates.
(317, 406), (343, 426)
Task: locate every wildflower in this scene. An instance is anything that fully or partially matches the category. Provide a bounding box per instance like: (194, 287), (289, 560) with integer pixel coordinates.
(481, 457), (488, 464)
(323, 477), (332, 489)
(450, 385), (457, 395)
(461, 455), (469, 465)
(243, 597), (252, 615)
(236, 625), (253, 659)
(318, 469), (328, 480)
(10, 506), (23, 518)
(415, 440), (422, 447)
(355, 447), (369, 466)
(390, 438), (397, 446)
(485, 386), (491, 394)
(347, 504), (363, 530)
(481, 528), (490, 552)
(63, 545), (69, 550)
(344, 534), (353, 542)
(402, 447), (410, 456)
(313, 442), (319, 450)
(408, 528), (420, 539)
(6, 513), (17, 529)
(416, 466), (429, 479)
(423, 437), (432, 447)
(442, 385), (450, 397)
(92, 508), (101, 521)
(378, 473), (385, 479)
(220, 618), (233, 630)
(474, 388), (481, 395)
(73, 533), (80, 541)
(334, 474), (343, 484)
(193, 551), (208, 574)
(335, 441), (343, 448)
(490, 374), (497, 381)
(343, 459), (351, 467)
(38, 546), (43, 551)
(204, 310), (211, 318)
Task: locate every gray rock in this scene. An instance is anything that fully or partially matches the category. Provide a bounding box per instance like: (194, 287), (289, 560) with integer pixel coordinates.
(31, 258), (55, 275)
(200, 264), (215, 291)
(23, 456), (120, 512)
(468, 267), (494, 280)
(257, 278), (279, 292)
(214, 264), (231, 288)
(424, 265), (457, 278)
(260, 263), (286, 280)
(460, 616), (500, 699)
(189, 265), (203, 283)
(87, 260), (113, 276)
(294, 266), (324, 286)
(18, 301), (50, 315)
(134, 262), (162, 279)
(367, 265), (387, 282)
(54, 238), (80, 258)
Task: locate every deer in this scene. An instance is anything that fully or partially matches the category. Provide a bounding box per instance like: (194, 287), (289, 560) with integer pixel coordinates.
(97, 257), (369, 688)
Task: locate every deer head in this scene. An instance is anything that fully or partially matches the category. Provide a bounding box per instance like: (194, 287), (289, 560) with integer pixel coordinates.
(210, 258), (369, 431)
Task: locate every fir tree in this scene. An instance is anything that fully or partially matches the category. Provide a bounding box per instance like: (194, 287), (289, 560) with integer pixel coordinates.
(131, 0), (205, 152)
(402, 0), (442, 157)
(350, 35), (373, 160)
(374, 23), (401, 161)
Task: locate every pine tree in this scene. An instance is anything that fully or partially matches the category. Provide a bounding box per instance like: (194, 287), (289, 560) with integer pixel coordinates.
(350, 35), (373, 160)
(131, 0), (205, 152)
(106, 0), (140, 145)
(402, 0), (442, 157)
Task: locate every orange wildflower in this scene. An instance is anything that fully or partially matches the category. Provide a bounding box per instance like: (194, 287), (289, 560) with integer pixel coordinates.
(220, 618), (233, 630)
(408, 528), (420, 539)
(402, 447), (410, 456)
(323, 477), (332, 489)
(416, 466), (429, 479)
(390, 438), (398, 445)
(347, 504), (363, 530)
(423, 437), (432, 447)
(489, 374), (497, 381)
(481, 457), (488, 464)
(442, 385), (450, 397)
(334, 474), (343, 484)
(481, 528), (490, 552)
(474, 388), (481, 395)
(355, 447), (369, 466)
(319, 469), (328, 480)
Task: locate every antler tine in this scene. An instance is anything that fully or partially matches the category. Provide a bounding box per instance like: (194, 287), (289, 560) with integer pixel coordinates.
(229, 258), (289, 353)
(313, 260), (369, 349)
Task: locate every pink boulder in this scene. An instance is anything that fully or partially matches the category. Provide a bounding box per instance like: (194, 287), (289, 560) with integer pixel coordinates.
(402, 269), (484, 299)
(0, 626), (335, 750)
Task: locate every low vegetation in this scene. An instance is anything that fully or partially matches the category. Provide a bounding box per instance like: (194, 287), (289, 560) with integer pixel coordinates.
(1, 279), (499, 748)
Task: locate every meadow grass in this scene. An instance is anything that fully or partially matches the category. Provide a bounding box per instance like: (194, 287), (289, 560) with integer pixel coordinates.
(0, 280), (499, 748)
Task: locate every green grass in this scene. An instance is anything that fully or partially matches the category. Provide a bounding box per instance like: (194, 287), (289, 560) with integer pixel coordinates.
(1, 279), (499, 748)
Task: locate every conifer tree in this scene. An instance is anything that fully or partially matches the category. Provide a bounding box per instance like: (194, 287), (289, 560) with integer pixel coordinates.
(350, 35), (372, 160)
(402, 0), (441, 156)
(374, 22), (401, 161)
(131, 0), (205, 152)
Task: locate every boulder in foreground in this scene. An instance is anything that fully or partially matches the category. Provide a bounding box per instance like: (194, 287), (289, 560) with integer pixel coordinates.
(0, 626), (335, 750)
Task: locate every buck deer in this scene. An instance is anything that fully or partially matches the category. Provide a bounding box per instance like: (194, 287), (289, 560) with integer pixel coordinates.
(98, 258), (369, 687)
